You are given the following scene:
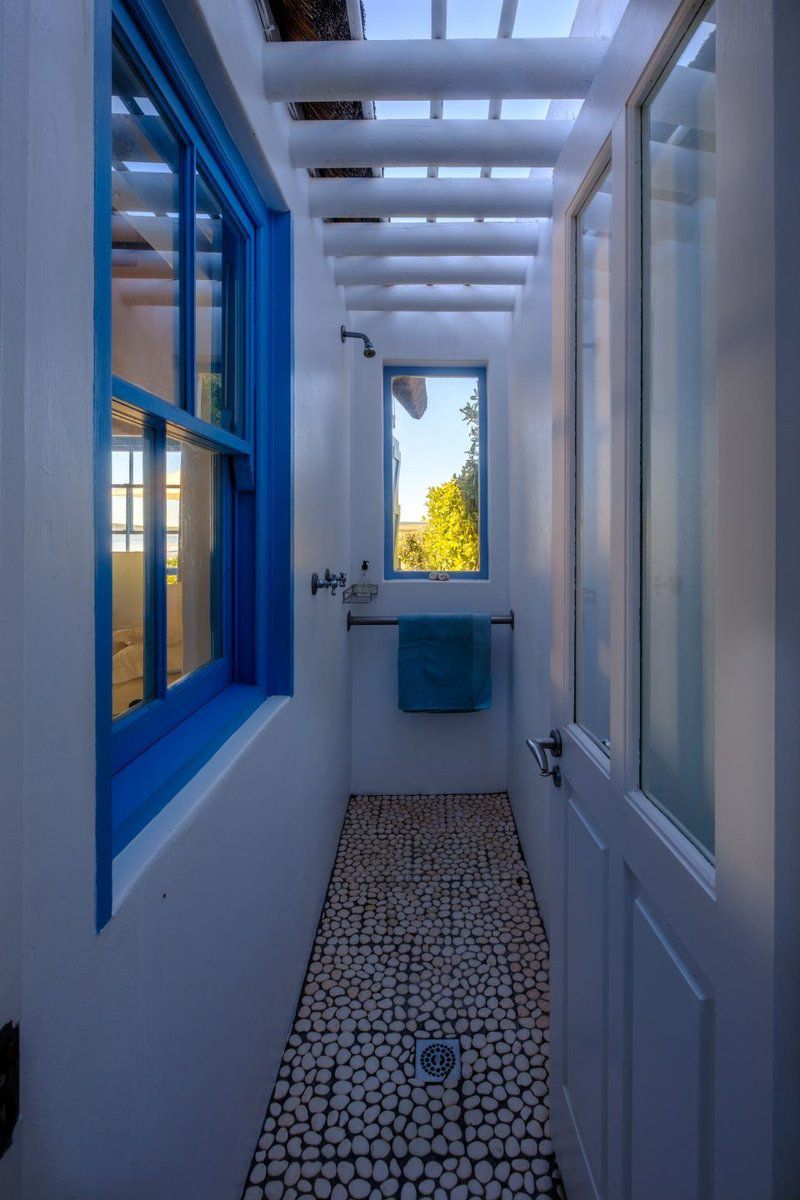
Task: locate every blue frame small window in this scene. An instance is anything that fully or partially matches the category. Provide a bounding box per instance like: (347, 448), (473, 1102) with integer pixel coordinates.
(383, 366), (488, 580)
(95, 0), (292, 925)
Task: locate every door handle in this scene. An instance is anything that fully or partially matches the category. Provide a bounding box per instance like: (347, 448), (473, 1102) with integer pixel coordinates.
(526, 729), (563, 786)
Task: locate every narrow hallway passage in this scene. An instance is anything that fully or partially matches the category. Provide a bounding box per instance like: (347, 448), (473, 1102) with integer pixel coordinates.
(242, 794), (563, 1200)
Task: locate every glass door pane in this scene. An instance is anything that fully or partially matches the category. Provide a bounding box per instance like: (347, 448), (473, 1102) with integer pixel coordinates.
(575, 166), (613, 752)
(641, 2), (717, 857)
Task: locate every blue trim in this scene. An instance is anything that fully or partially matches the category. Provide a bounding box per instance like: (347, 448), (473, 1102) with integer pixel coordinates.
(112, 377), (252, 458)
(112, 683), (266, 854)
(95, 0), (293, 926)
(383, 365), (489, 581)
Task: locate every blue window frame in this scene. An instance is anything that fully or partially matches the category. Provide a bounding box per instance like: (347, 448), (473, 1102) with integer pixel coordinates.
(383, 365), (488, 580)
(94, 0), (292, 926)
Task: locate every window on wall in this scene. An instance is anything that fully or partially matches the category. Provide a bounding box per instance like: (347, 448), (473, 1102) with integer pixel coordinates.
(574, 165), (612, 754)
(384, 367), (488, 578)
(641, 1), (717, 858)
(97, 0), (291, 912)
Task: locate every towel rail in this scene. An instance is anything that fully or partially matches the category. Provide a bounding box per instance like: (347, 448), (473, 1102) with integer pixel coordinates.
(347, 610), (514, 631)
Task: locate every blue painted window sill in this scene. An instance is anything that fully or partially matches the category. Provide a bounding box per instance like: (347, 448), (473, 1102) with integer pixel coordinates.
(111, 683), (267, 856)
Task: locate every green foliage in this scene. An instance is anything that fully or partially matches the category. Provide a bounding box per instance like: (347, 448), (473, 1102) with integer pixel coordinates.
(396, 527), (428, 571)
(456, 392), (480, 522)
(420, 477), (480, 571)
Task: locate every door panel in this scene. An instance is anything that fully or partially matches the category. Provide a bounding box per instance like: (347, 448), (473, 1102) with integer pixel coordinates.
(564, 797), (609, 1196)
(628, 890), (714, 1200)
(542, 2), (784, 1197)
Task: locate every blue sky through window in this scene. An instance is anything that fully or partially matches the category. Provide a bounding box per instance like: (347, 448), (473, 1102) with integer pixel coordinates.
(393, 375), (479, 524)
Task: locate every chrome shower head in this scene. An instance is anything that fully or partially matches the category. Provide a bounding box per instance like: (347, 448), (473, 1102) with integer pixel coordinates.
(341, 325), (377, 359)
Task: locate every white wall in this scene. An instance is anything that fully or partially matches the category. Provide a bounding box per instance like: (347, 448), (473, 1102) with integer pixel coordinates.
(0, 2), (355, 1198)
(0, 3), (27, 1195)
(347, 311), (512, 795)
(506, 230), (557, 926)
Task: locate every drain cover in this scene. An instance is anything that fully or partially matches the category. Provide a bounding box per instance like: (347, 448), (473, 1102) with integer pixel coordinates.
(415, 1038), (461, 1083)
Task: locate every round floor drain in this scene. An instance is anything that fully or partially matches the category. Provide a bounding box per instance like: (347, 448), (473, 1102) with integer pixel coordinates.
(418, 1041), (457, 1081)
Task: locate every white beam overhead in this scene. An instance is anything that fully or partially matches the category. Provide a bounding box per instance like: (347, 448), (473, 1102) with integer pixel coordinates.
(323, 221), (539, 257)
(263, 37), (606, 101)
(335, 256), (529, 286)
(346, 285), (517, 311)
(309, 178), (552, 218)
(290, 119), (572, 169)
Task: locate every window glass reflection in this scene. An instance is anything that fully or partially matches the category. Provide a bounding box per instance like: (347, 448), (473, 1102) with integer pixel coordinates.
(112, 413), (151, 718)
(112, 43), (181, 405)
(641, 2), (717, 857)
(195, 171), (245, 432)
(575, 167), (612, 754)
(166, 438), (221, 685)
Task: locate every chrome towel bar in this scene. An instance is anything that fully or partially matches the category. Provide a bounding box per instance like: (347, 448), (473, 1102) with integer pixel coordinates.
(347, 610), (514, 631)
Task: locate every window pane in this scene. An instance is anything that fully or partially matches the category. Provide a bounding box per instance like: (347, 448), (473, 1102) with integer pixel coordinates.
(112, 40), (181, 405)
(390, 373), (483, 573)
(166, 438), (222, 685)
(195, 171), (245, 432)
(641, 2), (717, 857)
(112, 413), (151, 718)
(575, 167), (612, 753)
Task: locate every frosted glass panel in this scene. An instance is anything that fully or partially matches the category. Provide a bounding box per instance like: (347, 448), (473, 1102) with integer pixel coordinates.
(641, 2), (716, 857)
(575, 167), (612, 753)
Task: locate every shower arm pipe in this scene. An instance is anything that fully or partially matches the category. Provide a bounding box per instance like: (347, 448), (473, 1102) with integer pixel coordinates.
(341, 325), (376, 356)
(347, 610), (515, 631)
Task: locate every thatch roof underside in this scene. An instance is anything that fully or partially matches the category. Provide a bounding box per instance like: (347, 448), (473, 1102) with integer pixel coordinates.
(267, 0), (374, 184)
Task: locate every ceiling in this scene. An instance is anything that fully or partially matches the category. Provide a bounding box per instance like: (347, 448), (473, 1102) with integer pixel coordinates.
(263, 0), (609, 313)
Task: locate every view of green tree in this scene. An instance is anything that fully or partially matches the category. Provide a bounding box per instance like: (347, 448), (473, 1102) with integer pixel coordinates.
(395, 389), (481, 572)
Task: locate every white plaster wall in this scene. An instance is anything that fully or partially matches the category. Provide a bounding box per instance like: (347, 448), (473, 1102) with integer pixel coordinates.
(506, 230), (556, 927)
(0, 1), (355, 1197)
(0, 2), (27, 1195)
(347, 311), (512, 796)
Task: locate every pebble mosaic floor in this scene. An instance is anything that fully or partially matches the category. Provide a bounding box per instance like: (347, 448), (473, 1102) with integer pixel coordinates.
(242, 793), (565, 1200)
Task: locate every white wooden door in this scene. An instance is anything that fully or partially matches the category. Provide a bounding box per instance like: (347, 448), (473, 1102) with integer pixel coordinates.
(539, 1), (794, 1197)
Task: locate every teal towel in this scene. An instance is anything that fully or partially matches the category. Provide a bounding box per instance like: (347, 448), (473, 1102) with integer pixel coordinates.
(398, 614), (492, 713)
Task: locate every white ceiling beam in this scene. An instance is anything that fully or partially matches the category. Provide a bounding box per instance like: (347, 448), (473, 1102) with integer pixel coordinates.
(346, 285), (517, 311)
(309, 178), (552, 218)
(335, 256), (529, 286)
(290, 119), (572, 169)
(323, 221), (539, 257)
(481, 0), (520, 188)
(263, 37), (606, 101)
(431, 0), (447, 40)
